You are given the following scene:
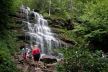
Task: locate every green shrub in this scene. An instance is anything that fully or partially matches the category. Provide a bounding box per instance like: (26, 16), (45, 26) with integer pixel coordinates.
(0, 41), (18, 72)
(57, 48), (108, 72)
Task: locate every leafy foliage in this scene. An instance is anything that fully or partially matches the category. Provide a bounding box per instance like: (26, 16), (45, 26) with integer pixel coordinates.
(57, 47), (108, 72)
(0, 0), (21, 71)
(0, 0), (108, 72)
(56, 0), (108, 72)
(0, 39), (18, 72)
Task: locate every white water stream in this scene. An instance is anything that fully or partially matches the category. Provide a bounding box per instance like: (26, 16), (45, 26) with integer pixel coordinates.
(20, 5), (64, 56)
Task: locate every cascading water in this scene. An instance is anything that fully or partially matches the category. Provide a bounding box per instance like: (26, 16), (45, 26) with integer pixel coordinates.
(20, 5), (62, 56)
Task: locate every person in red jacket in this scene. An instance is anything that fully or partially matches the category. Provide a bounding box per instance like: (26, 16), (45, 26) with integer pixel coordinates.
(32, 45), (41, 68)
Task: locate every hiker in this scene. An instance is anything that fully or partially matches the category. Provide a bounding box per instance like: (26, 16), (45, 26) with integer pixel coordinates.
(25, 44), (31, 60)
(20, 44), (31, 63)
(32, 45), (41, 68)
(20, 45), (27, 62)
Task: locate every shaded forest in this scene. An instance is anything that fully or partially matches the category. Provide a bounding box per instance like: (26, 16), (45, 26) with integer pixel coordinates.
(0, 0), (108, 72)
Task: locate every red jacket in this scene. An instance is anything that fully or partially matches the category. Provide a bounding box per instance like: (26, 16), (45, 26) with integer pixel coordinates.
(32, 48), (41, 55)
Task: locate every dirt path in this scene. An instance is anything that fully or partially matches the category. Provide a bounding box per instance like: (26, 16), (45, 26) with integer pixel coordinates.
(14, 52), (57, 72)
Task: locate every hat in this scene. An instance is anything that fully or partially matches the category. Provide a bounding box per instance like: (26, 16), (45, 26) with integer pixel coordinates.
(34, 45), (38, 47)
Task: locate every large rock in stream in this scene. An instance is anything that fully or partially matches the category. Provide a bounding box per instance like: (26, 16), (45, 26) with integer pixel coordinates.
(40, 54), (57, 64)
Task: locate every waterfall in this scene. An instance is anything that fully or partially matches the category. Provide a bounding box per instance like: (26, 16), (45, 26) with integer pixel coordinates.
(20, 5), (62, 56)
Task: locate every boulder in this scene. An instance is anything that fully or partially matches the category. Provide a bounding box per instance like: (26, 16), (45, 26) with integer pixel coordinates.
(40, 54), (57, 64)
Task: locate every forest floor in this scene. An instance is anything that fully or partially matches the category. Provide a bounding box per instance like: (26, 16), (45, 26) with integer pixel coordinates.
(13, 52), (58, 72)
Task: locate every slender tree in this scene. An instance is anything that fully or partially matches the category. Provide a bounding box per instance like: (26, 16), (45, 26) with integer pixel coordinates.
(49, 0), (51, 16)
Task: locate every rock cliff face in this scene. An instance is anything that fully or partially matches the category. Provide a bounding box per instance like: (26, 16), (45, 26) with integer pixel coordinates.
(46, 17), (75, 46)
(46, 17), (74, 30)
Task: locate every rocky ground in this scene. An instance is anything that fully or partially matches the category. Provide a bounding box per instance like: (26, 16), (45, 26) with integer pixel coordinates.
(13, 52), (59, 72)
